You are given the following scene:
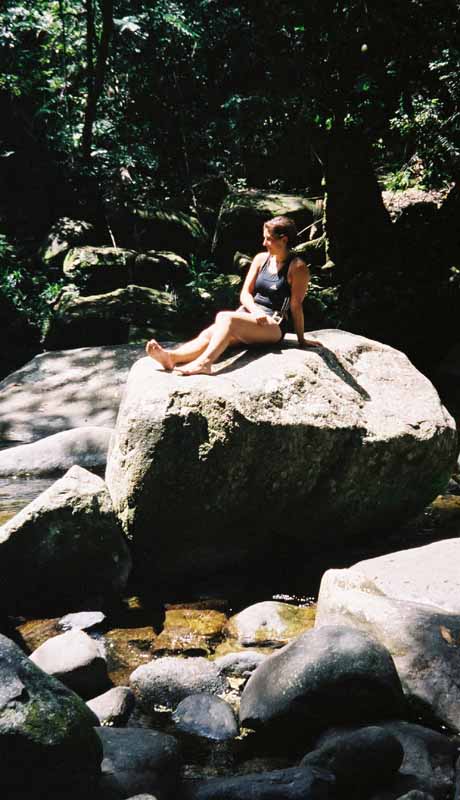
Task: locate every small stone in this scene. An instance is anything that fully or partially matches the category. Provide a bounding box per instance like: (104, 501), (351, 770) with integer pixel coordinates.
(30, 628), (110, 700)
(59, 611), (106, 632)
(172, 693), (239, 741)
(225, 601), (315, 648)
(214, 650), (267, 678)
(130, 656), (230, 712)
(87, 686), (135, 726)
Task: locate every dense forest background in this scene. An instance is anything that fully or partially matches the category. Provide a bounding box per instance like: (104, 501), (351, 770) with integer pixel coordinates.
(1, 0), (460, 385)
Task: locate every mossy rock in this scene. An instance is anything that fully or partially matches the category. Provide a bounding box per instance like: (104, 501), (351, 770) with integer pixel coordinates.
(225, 601), (315, 648)
(133, 250), (190, 289)
(40, 217), (96, 267)
(43, 284), (179, 350)
(212, 189), (318, 271)
(63, 246), (137, 294)
(0, 633), (102, 794)
(132, 207), (209, 257)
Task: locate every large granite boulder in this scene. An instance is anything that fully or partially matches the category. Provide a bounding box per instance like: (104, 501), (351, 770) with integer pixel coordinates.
(0, 426), (112, 477)
(105, 330), (456, 588)
(315, 538), (460, 730)
(0, 465), (131, 615)
(43, 284), (179, 350)
(239, 626), (405, 736)
(0, 633), (102, 795)
(212, 189), (318, 270)
(0, 344), (144, 442)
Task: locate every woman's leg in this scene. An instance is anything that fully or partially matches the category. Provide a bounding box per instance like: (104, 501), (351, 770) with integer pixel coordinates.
(175, 311), (282, 375)
(146, 327), (214, 370)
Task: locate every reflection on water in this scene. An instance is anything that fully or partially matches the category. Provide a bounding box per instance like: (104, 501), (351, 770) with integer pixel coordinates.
(0, 477), (55, 525)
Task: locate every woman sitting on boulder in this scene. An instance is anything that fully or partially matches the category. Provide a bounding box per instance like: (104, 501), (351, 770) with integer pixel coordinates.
(146, 215), (320, 375)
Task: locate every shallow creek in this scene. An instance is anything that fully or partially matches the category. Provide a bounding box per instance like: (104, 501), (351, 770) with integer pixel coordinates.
(3, 470), (460, 778)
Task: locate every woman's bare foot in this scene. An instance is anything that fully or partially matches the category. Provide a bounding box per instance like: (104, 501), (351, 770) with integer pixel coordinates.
(174, 358), (212, 376)
(145, 339), (174, 370)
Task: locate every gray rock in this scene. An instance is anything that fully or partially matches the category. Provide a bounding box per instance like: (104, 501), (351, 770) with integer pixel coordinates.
(105, 331), (456, 588)
(182, 766), (335, 800)
(0, 633), (102, 794)
(0, 465), (131, 615)
(130, 656), (230, 713)
(0, 426), (112, 477)
(130, 207), (208, 257)
(214, 651), (267, 678)
(239, 625), (405, 735)
(367, 721), (455, 800)
(125, 796), (159, 800)
(212, 189), (317, 270)
(301, 726), (404, 794)
(30, 629), (110, 700)
(172, 693), (238, 741)
(40, 217), (96, 266)
(44, 284), (179, 350)
(133, 250), (189, 288)
(395, 792), (434, 800)
(96, 727), (181, 799)
(63, 246), (137, 293)
(315, 540), (460, 730)
(59, 610), (106, 632)
(225, 601), (314, 648)
(0, 343), (144, 442)
(87, 686), (135, 726)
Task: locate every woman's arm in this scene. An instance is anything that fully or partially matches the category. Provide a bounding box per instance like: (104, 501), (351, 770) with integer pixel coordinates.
(289, 258), (320, 346)
(239, 253), (268, 322)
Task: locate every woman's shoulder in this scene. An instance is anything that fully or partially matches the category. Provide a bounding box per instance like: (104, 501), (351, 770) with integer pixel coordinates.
(288, 254), (310, 272)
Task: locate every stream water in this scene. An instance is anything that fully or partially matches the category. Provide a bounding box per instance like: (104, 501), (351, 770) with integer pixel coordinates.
(3, 458), (460, 780)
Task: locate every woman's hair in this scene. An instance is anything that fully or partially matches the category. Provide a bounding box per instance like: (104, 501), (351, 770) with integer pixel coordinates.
(264, 215), (297, 247)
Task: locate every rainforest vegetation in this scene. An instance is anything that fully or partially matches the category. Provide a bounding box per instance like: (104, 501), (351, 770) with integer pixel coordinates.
(1, 0), (459, 378)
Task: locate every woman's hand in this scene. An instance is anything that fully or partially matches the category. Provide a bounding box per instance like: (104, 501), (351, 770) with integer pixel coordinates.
(252, 308), (269, 325)
(299, 337), (322, 348)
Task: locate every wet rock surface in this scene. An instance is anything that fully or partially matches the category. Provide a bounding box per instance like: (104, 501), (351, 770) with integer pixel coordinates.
(225, 600), (315, 648)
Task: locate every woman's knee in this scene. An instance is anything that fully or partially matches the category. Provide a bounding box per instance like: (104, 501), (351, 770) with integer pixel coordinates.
(214, 310), (233, 327)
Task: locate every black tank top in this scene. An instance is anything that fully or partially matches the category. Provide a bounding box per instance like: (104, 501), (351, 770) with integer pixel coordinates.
(253, 254), (292, 317)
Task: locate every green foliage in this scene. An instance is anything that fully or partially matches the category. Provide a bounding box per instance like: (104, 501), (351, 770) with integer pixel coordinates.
(0, 233), (64, 332)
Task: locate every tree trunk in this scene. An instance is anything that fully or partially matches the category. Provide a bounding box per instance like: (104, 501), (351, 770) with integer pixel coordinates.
(81, 0), (114, 165)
